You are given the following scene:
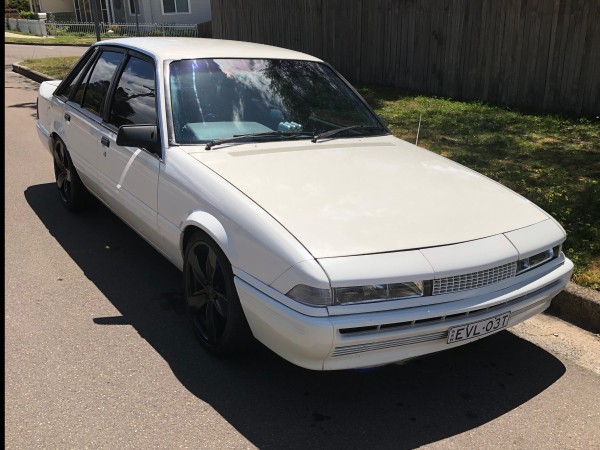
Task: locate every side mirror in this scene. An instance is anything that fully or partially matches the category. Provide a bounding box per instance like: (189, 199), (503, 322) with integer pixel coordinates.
(116, 124), (161, 156)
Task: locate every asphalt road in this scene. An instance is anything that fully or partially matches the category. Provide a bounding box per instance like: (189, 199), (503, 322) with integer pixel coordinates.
(5, 44), (600, 449)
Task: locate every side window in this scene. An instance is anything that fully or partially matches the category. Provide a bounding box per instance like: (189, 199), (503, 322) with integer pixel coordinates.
(80, 51), (125, 117)
(72, 65), (92, 106)
(55, 47), (97, 100)
(62, 69), (85, 100)
(109, 56), (157, 128)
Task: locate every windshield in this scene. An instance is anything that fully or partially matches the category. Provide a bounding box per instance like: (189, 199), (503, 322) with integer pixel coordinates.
(168, 58), (385, 145)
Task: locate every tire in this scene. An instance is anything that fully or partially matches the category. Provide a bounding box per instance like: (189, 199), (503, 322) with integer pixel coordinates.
(183, 231), (251, 355)
(52, 137), (91, 211)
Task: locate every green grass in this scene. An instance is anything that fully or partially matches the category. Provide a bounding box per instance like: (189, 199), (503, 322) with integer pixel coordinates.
(358, 86), (600, 289)
(16, 57), (600, 289)
(5, 29), (111, 45)
(20, 56), (81, 79)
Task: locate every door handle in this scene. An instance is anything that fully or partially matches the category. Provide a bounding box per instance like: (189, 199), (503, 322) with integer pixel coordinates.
(101, 136), (110, 147)
(64, 112), (70, 122)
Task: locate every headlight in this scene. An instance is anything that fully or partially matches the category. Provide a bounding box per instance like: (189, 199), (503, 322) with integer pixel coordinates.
(286, 281), (424, 306)
(333, 281), (423, 305)
(517, 245), (560, 274)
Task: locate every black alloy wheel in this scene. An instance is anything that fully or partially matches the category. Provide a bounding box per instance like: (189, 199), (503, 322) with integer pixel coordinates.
(183, 232), (250, 355)
(52, 137), (90, 211)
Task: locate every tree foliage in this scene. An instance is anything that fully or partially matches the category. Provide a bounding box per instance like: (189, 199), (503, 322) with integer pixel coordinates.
(6, 0), (31, 11)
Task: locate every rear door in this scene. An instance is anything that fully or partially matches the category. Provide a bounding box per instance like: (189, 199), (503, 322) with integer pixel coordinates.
(59, 48), (126, 194)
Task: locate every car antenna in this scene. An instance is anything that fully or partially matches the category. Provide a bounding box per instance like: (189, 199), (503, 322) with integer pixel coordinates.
(415, 113), (422, 146)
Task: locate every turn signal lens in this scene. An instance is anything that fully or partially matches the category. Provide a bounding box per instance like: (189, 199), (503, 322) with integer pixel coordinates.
(286, 284), (332, 306)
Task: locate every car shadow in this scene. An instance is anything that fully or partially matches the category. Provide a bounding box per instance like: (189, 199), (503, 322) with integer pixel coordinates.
(25, 182), (566, 449)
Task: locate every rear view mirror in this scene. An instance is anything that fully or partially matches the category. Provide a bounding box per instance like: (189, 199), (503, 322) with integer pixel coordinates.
(116, 125), (161, 156)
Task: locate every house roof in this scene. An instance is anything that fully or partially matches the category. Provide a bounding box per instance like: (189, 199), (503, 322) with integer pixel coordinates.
(94, 37), (322, 62)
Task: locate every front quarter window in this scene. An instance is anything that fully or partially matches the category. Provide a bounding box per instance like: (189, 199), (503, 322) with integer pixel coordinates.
(169, 58), (384, 144)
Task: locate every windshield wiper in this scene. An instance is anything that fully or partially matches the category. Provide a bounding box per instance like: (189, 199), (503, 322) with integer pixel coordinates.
(311, 125), (387, 143)
(205, 130), (315, 150)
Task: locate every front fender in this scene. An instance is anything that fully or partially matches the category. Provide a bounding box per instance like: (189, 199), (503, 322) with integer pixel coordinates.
(180, 210), (229, 257)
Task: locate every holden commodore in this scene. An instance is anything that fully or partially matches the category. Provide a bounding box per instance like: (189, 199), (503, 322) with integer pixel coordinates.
(36, 38), (573, 370)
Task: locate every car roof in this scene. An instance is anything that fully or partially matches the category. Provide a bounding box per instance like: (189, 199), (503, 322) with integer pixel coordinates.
(94, 37), (323, 62)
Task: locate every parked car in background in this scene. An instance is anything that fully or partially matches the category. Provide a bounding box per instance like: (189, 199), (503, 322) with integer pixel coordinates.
(36, 38), (573, 370)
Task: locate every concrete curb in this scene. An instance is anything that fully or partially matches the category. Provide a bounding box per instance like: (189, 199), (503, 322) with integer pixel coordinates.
(12, 63), (55, 83)
(11, 62), (600, 335)
(546, 282), (600, 334)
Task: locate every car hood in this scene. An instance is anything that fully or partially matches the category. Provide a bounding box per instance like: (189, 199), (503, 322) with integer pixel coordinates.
(188, 136), (549, 258)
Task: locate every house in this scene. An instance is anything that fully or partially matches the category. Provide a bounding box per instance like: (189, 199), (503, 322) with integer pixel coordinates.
(31, 0), (76, 20)
(32, 0), (211, 24)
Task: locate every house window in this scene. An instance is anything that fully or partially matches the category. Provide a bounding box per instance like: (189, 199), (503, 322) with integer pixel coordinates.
(128, 0), (137, 15)
(162, 0), (190, 14)
(73, 0), (112, 22)
(100, 0), (111, 22)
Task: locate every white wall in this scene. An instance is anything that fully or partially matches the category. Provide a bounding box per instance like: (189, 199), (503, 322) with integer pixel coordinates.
(139, 0), (211, 24)
(39, 0), (74, 12)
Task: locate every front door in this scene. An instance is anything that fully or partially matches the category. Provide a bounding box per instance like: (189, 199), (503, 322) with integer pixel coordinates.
(97, 53), (162, 247)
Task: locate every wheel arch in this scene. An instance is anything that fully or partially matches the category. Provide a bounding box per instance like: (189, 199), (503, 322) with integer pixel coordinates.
(50, 124), (67, 141)
(49, 131), (62, 152)
(181, 211), (230, 262)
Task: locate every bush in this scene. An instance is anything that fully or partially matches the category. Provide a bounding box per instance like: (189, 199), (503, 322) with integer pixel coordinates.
(19, 10), (36, 19)
(46, 23), (69, 36)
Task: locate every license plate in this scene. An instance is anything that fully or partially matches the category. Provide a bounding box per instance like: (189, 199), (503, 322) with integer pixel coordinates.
(447, 312), (511, 344)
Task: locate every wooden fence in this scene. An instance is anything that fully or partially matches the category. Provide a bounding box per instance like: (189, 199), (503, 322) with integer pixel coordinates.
(212, 0), (600, 117)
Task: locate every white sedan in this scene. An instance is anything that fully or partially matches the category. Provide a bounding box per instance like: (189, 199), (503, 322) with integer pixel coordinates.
(36, 37), (573, 370)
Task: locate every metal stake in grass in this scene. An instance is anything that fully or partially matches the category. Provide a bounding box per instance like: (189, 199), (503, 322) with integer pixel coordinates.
(415, 113), (422, 146)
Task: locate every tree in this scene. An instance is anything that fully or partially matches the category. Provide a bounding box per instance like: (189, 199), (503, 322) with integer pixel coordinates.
(6, 0), (31, 11)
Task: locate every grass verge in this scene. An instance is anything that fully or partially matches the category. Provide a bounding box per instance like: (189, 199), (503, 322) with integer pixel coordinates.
(5, 30), (186, 45)
(5, 30), (105, 45)
(20, 56), (81, 79)
(358, 86), (600, 289)
(16, 57), (600, 289)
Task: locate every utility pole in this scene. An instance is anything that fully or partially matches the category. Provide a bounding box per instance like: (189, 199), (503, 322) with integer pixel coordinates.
(134, 0), (140, 35)
(90, 0), (102, 42)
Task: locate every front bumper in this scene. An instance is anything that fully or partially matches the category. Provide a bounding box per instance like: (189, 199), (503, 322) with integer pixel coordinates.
(235, 257), (573, 370)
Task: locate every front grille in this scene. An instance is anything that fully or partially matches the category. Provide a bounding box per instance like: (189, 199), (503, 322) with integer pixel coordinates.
(433, 262), (517, 295)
